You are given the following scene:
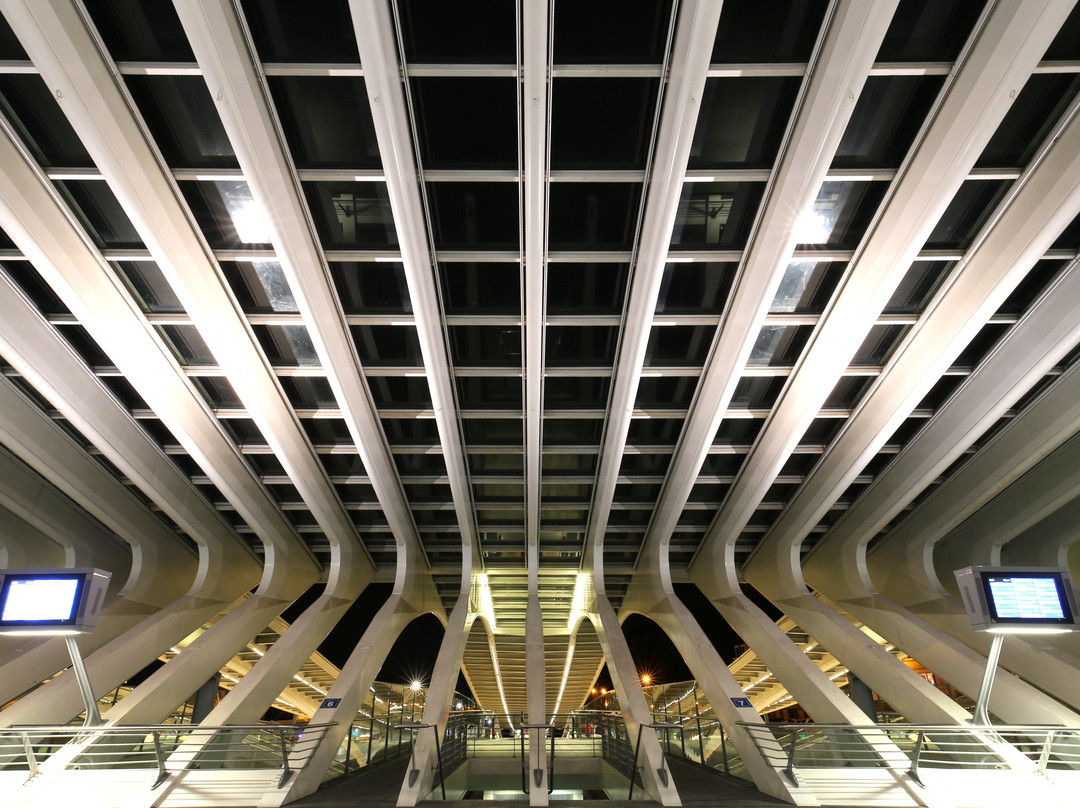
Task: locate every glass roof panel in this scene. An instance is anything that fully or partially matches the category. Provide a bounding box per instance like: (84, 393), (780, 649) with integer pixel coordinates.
(544, 377), (610, 409)
(552, 0), (673, 64)
(180, 180), (273, 248)
(332, 262), (412, 314)
(269, 77), (381, 169)
(635, 377), (699, 409)
(368, 377), (433, 408)
(749, 324), (812, 365)
(547, 263), (629, 314)
(253, 324), (321, 366)
(978, 74), (1080, 168)
(440, 263), (520, 314)
(280, 377), (338, 408)
(2, 261), (71, 315)
(884, 261), (953, 315)
(240, 0), (359, 63)
(193, 376), (242, 408)
(221, 261), (298, 313)
(769, 261), (844, 314)
(875, 0), (988, 62)
(84, 0), (194, 61)
(711, 0), (828, 63)
(303, 182), (398, 248)
(56, 180), (143, 248)
(924, 180), (1010, 250)
(644, 325), (716, 366)
(398, 0), (516, 64)
(458, 377), (522, 410)
(656, 262), (735, 313)
(794, 181), (888, 249)
(125, 76), (236, 169)
(0, 75), (93, 167)
(0, 13), (27, 59)
(427, 183), (519, 249)
(547, 325), (619, 366)
(448, 325), (521, 367)
(689, 78), (800, 169)
(549, 184), (643, 249)
(412, 78), (517, 169)
(670, 182), (764, 248)
(551, 78), (659, 170)
(350, 325), (424, 366)
(833, 76), (944, 169)
(114, 261), (184, 313)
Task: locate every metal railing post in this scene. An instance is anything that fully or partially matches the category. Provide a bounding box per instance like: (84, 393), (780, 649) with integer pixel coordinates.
(277, 729), (293, 788)
(695, 712), (705, 766)
(150, 730), (169, 789)
(344, 724), (353, 776)
(907, 729), (925, 787)
(20, 732), (38, 779)
(1037, 729), (1056, 775)
(783, 729), (799, 786)
(721, 726), (729, 775)
(628, 726), (644, 800)
(549, 728), (555, 794)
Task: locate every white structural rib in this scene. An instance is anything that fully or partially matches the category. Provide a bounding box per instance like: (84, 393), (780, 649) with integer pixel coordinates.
(347, 0), (479, 559)
(637, 0), (896, 568)
(582, 0), (720, 568)
(175, 0), (422, 577)
(520, 3), (550, 801)
(690, 0), (1075, 573)
(0, 0), (357, 578)
(750, 89), (1080, 577)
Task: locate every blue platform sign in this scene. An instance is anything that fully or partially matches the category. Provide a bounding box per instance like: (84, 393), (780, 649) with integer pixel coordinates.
(730, 697), (752, 709)
(321, 698), (342, 709)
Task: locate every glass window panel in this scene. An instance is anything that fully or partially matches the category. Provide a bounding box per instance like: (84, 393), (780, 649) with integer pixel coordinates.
(834, 76), (944, 169)
(543, 452), (596, 474)
(427, 183), (519, 249)
(222, 261), (298, 313)
(626, 419), (683, 444)
(547, 325), (619, 365)
(1046, 3), (1080, 60)
(689, 78), (800, 169)
(850, 324), (908, 366)
(56, 181), (143, 248)
(0, 76), (93, 167)
(473, 453), (525, 473)
(351, 325), (423, 365)
(714, 419), (764, 444)
(748, 324), (812, 365)
(670, 182), (764, 248)
(824, 376), (873, 409)
(635, 377), (699, 408)
(619, 453), (669, 474)
(239, 0), (359, 62)
(0, 14), (27, 59)
(794, 181), (888, 248)
(412, 78), (517, 169)
(924, 180), (1010, 250)
(383, 418), (440, 443)
(84, 0), (194, 61)
(547, 263), (628, 314)
(883, 260), (953, 314)
(979, 75), (1080, 167)
(644, 325), (716, 366)
(254, 324), (320, 366)
(113, 261), (184, 313)
(551, 78), (659, 170)
(101, 376), (147, 410)
(179, 180), (275, 247)
(331, 262), (412, 313)
(440, 263), (519, 314)
(553, 0), (673, 63)
(917, 376), (964, 410)
(2, 261), (71, 315)
(954, 323), (1009, 367)
(770, 261), (844, 313)
(996, 260), (1065, 316)
(280, 376), (338, 408)
(158, 324), (215, 366)
(269, 77), (380, 169)
(544, 377), (609, 409)
(711, 0), (828, 63)
(193, 376), (242, 408)
(656, 262), (735, 313)
(303, 182), (397, 248)
(876, 0), (986, 62)
(730, 376), (785, 408)
(549, 184), (643, 250)
(458, 377), (522, 410)
(464, 419), (522, 445)
(543, 419), (603, 446)
(398, 0), (515, 63)
(799, 418), (843, 446)
(125, 76), (235, 168)
(448, 325), (521, 366)
(369, 377), (432, 408)
(220, 416), (260, 442)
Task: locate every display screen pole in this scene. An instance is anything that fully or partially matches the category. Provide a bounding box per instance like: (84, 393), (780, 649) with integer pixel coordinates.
(971, 631), (1004, 726)
(65, 634), (102, 727)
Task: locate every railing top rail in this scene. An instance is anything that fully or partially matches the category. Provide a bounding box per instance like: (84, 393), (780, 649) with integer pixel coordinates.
(736, 722), (1080, 732)
(0, 722), (336, 734)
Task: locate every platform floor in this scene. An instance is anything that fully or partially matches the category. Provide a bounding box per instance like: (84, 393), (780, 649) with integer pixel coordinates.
(287, 755), (800, 808)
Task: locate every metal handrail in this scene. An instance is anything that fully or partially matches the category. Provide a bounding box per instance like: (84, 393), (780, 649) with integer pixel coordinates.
(737, 722), (1080, 784)
(0, 722), (333, 789)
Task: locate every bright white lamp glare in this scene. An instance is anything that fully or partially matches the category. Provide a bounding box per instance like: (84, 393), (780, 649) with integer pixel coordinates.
(1, 578), (79, 622)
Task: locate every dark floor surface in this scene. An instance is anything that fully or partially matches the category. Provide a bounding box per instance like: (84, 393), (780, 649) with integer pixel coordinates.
(287, 754), (794, 808)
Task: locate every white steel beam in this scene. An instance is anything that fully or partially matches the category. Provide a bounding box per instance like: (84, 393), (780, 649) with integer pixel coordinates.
(690, 0), (1076, 578)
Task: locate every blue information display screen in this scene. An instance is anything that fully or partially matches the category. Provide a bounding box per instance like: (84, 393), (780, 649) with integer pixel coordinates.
(982, 573), (1072, 626)
(0, 574), (85, 628)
